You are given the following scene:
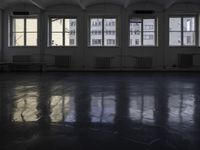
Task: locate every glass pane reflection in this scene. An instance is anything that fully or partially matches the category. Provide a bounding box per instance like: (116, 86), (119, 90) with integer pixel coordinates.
(50, 96), (76, 123)
(13, 97), (38, 122)
(13, 86), (38, 122)
(168, 94), (194, 124)
(91, 94), (116, 123)
(129, 95), (155, 123)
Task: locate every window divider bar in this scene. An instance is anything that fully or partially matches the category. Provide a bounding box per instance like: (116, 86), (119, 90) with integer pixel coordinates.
(102, 19), (104, 46)
(63, 18), (65, 46)
(24, 18), (27, 46)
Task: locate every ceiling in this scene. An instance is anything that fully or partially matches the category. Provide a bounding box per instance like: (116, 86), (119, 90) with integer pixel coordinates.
(0, 0), (199, 9)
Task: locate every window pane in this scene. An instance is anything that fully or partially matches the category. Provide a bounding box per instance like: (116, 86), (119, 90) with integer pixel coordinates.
(130, 18), (142, 23)
(104, 19), (116, 46)
(169, 32), (181, 46)
(130, 23), (142, 32)
(130, 18), (142, 46)
(26, 33), (37, 46)
(183, 17), (195, 31)
(26, 18), (38, 32)
(183, 32), (196, 46)
(143, 32), (155, 46)
(130, 18), (142, 31)
(90, 18), (103, 46)
(13, 18), (24, 32)
(12, 33), (24, 46)
(65, 19), (76, 33)
(65, 19), (77, 46)
(169, 18), (181, 31)
(143, 19), (155, 31)
(51, 33), (63, 46)
(130, 31), (141, 46)
(65, 33), (76, 46)
(51, 18), (63, 32)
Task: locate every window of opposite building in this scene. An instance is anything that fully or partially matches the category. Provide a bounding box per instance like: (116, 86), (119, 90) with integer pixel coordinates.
(89, 18), (117, 47)
(49, 18), (77, 47)
(11, 17), (38, 47)
(129, 18), (157, 47)
(169, 16), (196, 46)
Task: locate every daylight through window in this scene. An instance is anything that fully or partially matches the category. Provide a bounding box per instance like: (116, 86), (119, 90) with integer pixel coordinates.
(12, 17), (38, 46)
(50, 18), (77, 46)
(169, 17), (196, 46)
(90, 18), (117, 46)
(129, 18), (156, 46)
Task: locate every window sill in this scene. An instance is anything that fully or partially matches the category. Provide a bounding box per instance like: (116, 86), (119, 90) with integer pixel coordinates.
(47, 46), (79, 48)
(168, 46), (199, 48)
(87, 46), (120, 48)
(8, 46), (38, 48)
(128, 46), (159, 48)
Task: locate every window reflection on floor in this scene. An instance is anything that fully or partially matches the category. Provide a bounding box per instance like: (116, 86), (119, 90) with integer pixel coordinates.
(168, 94), (194, 124)
(91, 93), (116, 123)
(13, 86), (38, 122)
(168, 82), (195, 126)
(129, 95), (155, 123)
(50, 96), (76, 123)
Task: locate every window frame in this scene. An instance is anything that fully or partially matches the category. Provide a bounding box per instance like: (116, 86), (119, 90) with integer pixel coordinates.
(10, 16), (39, 47)
(128, 16), (158, 47)
(168, 15), (198, 47)
(48, 16), (78, 47)
(88, 16), (119, 47)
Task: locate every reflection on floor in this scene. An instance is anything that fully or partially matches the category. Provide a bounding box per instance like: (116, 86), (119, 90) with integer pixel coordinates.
(0, 72), (200, 150)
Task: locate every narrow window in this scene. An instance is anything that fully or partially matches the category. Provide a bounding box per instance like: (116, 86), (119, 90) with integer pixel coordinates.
(169, 16), (196, 46)
(183, 17), (196, 46)
(12, 17), (38, 46)
(90, 18), (117, 47)
(129, 18), (156, 46)
(50, 18), (77, 47)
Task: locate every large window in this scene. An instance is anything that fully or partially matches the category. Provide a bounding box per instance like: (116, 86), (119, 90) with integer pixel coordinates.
(169, 16), (196, 46)
(50, 18), (77, 46)
(11, 17), (38, 46)
(89, 18), (117, 47)
(129, 18), (156, 46)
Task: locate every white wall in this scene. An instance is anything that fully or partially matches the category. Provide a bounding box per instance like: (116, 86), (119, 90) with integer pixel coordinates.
(1, 2), (200, 70)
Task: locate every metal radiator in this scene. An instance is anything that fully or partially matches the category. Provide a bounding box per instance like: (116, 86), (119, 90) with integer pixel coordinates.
(13, 55), (31, 63)
(178, 54), (193, 68)
(136, 57), (152, 68)
(95, 57), (112, 69)
(12, 55), (32, 70)
(193, 55), (200, 66)
(55, 56), (72, 68)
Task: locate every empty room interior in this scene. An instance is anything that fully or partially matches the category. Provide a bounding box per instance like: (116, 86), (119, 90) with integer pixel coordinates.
(0, 0), (200, 150)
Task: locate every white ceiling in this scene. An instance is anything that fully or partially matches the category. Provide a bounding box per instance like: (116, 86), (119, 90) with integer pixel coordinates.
(0, 0), (199, 9)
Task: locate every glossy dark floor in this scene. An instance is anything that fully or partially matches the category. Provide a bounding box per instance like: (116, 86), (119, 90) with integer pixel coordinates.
(0, 72), (200, 150)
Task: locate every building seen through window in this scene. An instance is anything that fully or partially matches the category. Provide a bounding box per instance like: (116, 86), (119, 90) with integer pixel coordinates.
(90, 18), (117, 46)
(129, 18), (156, 46)
(10, 16), (197, 47)
(169, 17), (196, 46)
